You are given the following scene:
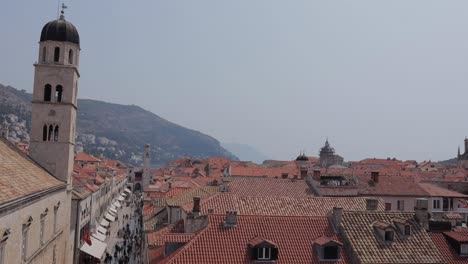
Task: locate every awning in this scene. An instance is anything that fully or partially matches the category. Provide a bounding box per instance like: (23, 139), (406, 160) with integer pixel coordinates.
(92, 232), (106, 242)
(105, 213), (116, 222)
(109, 207), (117, 214)
(100, 219), (110, 227)
(97, 226), (107, 235)
(108, 210), (117, 217)
(121, 192), (128, 197)
(112, 201), (121, 208)
(80, 237), (107, 259)
(124, 188), (132, 193)
(117, 195), (125, 202)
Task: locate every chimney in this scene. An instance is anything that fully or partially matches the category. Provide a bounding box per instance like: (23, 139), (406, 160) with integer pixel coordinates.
(366, 198), (378, 211)
(224, 210), (238, 227)
(281, 173), (288, 179)
(332, 207), (343, 231)
(415, 198), (429, 230)
(300, 168), (307, 179)
(193, 197), (201, 217)
(371, 171), (379, 183)
(313, 170), (321, 179)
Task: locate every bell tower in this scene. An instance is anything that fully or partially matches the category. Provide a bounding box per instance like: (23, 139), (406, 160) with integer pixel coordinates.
(29, 9), (80, 188)
(143, 144), (151, 189)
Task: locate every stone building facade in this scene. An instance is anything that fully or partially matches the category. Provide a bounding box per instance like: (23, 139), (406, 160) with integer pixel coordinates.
(0, 10), (80, 264)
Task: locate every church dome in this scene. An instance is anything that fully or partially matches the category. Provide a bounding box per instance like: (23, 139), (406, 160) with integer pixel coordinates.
(296, 154), (309, 161)
(40, 17), (79, 45)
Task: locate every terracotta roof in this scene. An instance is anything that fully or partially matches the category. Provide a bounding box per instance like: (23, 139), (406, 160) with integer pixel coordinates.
(418, 183), (468, 198)
(430, 232), (468, 264)
(443, 213), (464, 220)
(164, 215), (351, 264)
(231, 167), (300, 178)
(75, 152), (101, 162)
(166, 186), (218, 207)
(443, 230), (468, 243)
(226, 177), (314, 198)
(356, 174), (429, 196)
(181, 193), (385, 216)
(0, 138), (65, 205)
(340, 211), (445, 264)
(313, 236), (343, 246)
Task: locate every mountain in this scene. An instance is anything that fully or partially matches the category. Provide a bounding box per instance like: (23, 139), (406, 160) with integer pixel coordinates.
(438, 157), (457, 164)
(222, 142), (269, 164)
(0, 83), (237, 166)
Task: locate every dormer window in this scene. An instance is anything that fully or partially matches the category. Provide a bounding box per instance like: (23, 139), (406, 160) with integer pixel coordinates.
(313, 236), (342, 261)
(373, 221), (395, 242)
(392, 217), (412, 236)
(248, 237), (278, 261)
(384, 230), (394, 241)
(442, 231), (468, 257)
(257, 247), (271, 260)
(404, 225), (411, 236)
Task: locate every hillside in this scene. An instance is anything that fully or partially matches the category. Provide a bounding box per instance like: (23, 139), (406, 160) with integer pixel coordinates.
(222, 142), (269, 164)
(0, 83), (237, 166)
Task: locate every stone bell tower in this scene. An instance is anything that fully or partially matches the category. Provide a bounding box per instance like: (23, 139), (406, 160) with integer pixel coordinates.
(29, 9), (80, 188)
(143, 144), (151, 189)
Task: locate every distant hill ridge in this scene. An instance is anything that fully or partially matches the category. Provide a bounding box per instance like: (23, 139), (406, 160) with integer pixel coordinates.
(0, 83), (237, 166)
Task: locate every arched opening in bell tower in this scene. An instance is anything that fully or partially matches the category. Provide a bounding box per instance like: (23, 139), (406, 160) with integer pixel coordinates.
(54, 47), (60, 62)
(42, 125), (47, 141)
(48, 125), (53, 141)
(42, 47), (47, 62)
(44, 84), (52, 101)
(54, 126), (59, 141)
(68, 49), (73, 64)
(55, 85), (63, 102)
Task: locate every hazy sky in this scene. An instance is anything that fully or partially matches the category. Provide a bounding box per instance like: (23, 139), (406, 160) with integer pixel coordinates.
(2, 0), (468, 162)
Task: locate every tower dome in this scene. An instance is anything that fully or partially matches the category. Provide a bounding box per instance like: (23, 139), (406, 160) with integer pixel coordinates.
(40, 16), (79, 45)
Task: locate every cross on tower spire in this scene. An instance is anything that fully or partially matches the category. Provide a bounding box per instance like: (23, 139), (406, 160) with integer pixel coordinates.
(60, 3), (67, 20)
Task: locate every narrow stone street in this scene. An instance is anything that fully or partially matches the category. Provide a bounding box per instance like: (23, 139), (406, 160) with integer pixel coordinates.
(103, 193), (143, 264)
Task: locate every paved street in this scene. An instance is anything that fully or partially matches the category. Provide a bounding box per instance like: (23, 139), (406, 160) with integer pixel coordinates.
(103, 193), (143, 264)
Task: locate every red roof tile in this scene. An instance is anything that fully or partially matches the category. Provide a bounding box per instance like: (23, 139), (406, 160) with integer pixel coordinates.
(430, 232), (468, 264)
(163, 215), (350, 264)
(227, 177), (314, 198)
(181, 193), (385, 216)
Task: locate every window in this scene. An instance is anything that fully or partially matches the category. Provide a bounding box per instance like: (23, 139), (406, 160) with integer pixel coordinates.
(42, 47), (47, 62)
(54, 47), (60, 62)
(40, 216), (45, 246)
(68, 49), (73, 64)
(55, 85), (63, 102)
(257, 247), (271, 260)
(461, 244), (468, 256)
(323, 245), (339, 260)
(397, 200), (405, 211)
(48, 125), (53, 141)
(385, 203), (391, 211)
(44, 84), (52, 101)
(22, 228), (29, 260)
(433, 199), (441, 209)
(385, 231), (394, 241)
(54, 126), (59, 142)
(42, 125), (48, 141)
(404, 225), (411, 236)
